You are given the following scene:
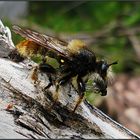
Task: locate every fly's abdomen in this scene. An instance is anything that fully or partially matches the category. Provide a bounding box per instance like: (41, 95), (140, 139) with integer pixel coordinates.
(16, 40), (47, 58)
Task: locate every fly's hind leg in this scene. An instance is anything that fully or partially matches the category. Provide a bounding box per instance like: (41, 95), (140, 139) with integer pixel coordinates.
(39, 63), (56, 89)
(30, 65), (40, 85)
(38, 54), (56, 89)
(49, 72), (72, 110)
(7, 49), (25, 62)
(73, 76), (85, 112)
(30, 58), (56, 87)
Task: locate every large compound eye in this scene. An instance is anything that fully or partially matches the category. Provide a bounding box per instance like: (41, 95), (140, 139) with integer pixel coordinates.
(100, 62), (109, 80)
(101, 63), (108, 72)
(101, 63), (106, 70)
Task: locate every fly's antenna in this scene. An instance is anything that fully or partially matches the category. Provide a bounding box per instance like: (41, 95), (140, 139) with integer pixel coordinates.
(108, 61), (118, 67)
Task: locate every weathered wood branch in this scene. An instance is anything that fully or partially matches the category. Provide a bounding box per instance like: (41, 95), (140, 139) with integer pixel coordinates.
(0, 20), (140, 139)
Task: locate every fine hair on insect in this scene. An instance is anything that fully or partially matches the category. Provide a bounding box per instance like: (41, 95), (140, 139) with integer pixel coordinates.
(8, 25), (118, 112)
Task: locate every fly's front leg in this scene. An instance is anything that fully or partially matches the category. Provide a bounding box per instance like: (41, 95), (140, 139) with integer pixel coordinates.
(73, 76), (85, 112)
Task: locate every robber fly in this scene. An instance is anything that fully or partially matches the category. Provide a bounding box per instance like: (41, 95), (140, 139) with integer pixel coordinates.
(9, 25), (117, 112)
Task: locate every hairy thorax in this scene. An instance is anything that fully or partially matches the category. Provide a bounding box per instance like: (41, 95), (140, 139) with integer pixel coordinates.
(68, 49), (96, 76)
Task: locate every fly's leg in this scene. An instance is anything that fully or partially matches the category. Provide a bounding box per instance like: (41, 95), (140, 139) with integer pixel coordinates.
(73, 76), (85, 112)
(39, 63), (56, 74)
(30, 66), (39, 85)
(49, 72), (72, 110)
(7, 49), (25, 62)
(30, 55), (56, 87)
(39, 63), (56, 89)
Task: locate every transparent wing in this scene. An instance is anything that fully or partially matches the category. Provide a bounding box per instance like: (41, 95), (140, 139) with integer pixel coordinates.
(12, 25), (70, 58)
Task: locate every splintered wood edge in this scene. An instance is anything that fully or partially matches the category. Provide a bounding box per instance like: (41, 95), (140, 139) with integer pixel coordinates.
(0, 58), (139, 139)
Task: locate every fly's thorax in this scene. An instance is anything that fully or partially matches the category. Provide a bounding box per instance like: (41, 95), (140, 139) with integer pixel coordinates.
(79, 49), (96, 72)
(64, 48), (96, 76)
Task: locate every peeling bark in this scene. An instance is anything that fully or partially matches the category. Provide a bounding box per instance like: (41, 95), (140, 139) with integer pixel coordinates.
(0, 20), (139, 139)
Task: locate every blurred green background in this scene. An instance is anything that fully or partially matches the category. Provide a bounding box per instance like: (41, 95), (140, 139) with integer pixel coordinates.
(16, 1), (140, 102)
(3, 1), (140, 76)
(2, 0), (140, 108)
(1, 1), (140, 135)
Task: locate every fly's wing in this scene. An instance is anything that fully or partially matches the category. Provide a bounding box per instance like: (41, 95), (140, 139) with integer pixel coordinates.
(12, 25), (70, 59)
